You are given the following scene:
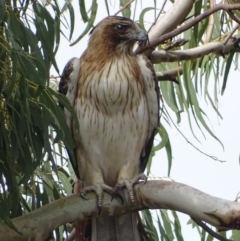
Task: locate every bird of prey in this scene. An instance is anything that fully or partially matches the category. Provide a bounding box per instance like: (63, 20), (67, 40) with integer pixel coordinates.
(59, 16), (159, 241)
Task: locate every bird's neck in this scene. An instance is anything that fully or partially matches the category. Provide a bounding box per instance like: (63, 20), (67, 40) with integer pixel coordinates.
(83, 41), (134, 61)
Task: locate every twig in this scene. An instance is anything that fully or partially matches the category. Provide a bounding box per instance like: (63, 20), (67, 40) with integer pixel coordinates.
(234, 192), (240, 202)
(191, 217), (233, 241)
(163, 105), (226, 163)
(147, 0), (168, 34)
(135, 3), (240, 54)
(227, 10), (240, 25)
(114, 0), (134, 16)
(156, 67), (182, 81)
(223, 24), (240, 45)
(204, 0), (215, 44)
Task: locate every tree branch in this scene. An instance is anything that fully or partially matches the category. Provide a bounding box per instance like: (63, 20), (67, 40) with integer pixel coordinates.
(1, 180), (240, 241)
(147, 0), (168, 35)
(204, 0), (215, 44)
(223, 24), (240, 45)
(136, 3), (240, 55)
(191, 217), (233, 241)
(156, 67), (182, 81)
(150, 35), (240, 64)
(114, 0), (135, 16)
(148, 0), (195, 39)
(135, 0), (196, 56)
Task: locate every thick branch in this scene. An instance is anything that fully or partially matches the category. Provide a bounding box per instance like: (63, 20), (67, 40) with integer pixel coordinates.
(136, 3), (240, 55)
(148, 0), (196, 41)
(135, 0), (196, 56)
(150, 36), (240, 64)
(156, 68), (182, 81)
(1, 180), (240, 241)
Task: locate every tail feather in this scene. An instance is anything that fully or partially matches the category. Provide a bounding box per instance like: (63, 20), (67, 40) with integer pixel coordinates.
(91, 213), (140, 241)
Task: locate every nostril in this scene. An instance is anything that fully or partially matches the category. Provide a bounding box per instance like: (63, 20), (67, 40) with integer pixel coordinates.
(137, 31), (148, 45)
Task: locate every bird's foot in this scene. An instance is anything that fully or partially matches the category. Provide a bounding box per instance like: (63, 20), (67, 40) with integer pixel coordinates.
(113, 173), (147, 204)
(80, 183), (113, 210)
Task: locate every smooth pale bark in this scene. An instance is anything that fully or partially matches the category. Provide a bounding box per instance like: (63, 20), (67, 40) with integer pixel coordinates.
(1, 180), (240, 241)
(151, 36), (240, 80)
(148, 0), (196, 41)
(151, 38), (240, 64)
(136, 2), (240, 56)
(135, 0), (196, 56)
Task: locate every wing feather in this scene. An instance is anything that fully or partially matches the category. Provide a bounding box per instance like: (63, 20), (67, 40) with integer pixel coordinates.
(137, 55), (160, 172)
(59, 57), (81, 178)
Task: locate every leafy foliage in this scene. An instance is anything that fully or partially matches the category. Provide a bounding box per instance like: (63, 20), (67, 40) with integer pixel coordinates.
(0, 0), (240, 240)
(0, 0), (75, 221)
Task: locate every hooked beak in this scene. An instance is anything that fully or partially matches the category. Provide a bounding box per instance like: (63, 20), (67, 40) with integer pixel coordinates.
(137, 31), (148, 45)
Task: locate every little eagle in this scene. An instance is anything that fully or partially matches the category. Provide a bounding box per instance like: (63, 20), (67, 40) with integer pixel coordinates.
(59, 16), (160, 241)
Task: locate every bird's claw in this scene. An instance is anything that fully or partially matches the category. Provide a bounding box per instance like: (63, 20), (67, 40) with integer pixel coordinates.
(80, 183), (113, 211)
(113, 173), (147, 205)
(80, 190), (89, 200)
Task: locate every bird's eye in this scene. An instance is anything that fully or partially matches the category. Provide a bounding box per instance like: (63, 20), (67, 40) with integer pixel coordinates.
(116, 24), (128, 33)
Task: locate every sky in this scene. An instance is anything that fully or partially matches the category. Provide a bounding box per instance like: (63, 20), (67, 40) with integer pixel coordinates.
(51, 1), (240, 240)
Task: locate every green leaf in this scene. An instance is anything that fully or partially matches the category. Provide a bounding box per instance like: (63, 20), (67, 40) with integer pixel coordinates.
(157, 214), (170, 241)
(160, 210), (174, 241)
(67, 2), (75, 40)
(120, 0), (131, 18)
(58, 170), (72, 196)
(70, 0), (98, 46)
(160, 81), (179, 113)
(104, 0), (110, 16)
(139, 7), (155, 32)
(79, 0), (89, 22)
(141, 210), (159, 240)
(183, 61), (224, 148)
(0, 0), (5, 22)
(152, 125), (169, 152)
(171, 211), (184, 241)
(206, 233), (214, 241)
(221, 52), (234, 95)
(165, 135), (172, 176)
(231, 230), (240, 241)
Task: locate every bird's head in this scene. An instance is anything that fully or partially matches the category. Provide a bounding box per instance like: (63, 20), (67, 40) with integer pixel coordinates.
(88, 16), (148, 55)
